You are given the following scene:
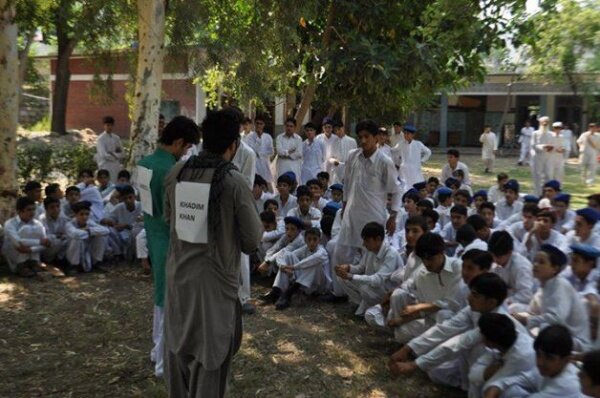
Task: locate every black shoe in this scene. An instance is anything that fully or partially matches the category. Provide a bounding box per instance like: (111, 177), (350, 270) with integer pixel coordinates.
(241, 302), (256, 315)
(517, 161), (523, 166)
(66, 267), (79, 276)
(275, 296), (290, 310)
(259, 288), (281, 303)
(93, 263), (109, 273)
(319, 293), (347, 303)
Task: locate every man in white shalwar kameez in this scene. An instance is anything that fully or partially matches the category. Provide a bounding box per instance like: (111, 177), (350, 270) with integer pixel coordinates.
(329, 121), (358, 184)
(577, 123), (600, 185)
(392, 124), (431, 188)
(545, 121), (568, 183)
(530, 116), (553, 195)
(95, 116), (123, 183)
(301, 122), (325, 184)
(315, 119), (339, 174)
(327, 120), (401, 300)
(245, 116), (274, 189)
(275, 118), (303, 184)
(232, 134), (257, 315)
(518, 120), (534, 165)
(479, 125), (498, 173)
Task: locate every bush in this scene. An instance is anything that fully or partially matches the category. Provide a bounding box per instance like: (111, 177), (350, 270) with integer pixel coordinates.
(16, 143), (54, 182)
(17, 143), (97, 183)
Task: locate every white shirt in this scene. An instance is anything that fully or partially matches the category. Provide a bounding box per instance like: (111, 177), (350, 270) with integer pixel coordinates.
(76, 183), (105, 222)
(246, 131), (274, 182)
(518, 126), (534, 143)
(272, 194), (298, 219)
(553, 209), (575, 232)
(275, 133), (303, 182)
(392, 137), (431, 186)
(479, 131), (498, 159)
(561, 266), (599, 299)
(487, 185), (503, 204)
(491, 252), (534, 306)
(522, 229), (568, 262)
(315, 132), (339, 173)
(495, 199), (523, 221)
(96, 131), (123, 167)
(39, 213), (69, 241)
(528, 276), (591, 349)
(492, 363), (583, 398)
(2, 216), (46, 251)
(337, 148), (401, 248)
(329, 135), (358, 184)
(408, 256), (464, 314)
(232, 140), (257, 190)
(286, 206), (322, 228)
(301, 139), (325, 184)
(577, 131), (600, 159)
(349, 241), (401, 289)
(441, 161), (471, 185)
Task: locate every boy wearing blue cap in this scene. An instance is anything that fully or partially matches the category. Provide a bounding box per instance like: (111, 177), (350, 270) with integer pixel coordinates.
(435, 187), (454, 229)
(542, 179), (561, 201)
(566, 208), (600, 252)
(552, 193), (575, 233)
(472, 190), (488, 211)
(329, 183), (343, 204)
(495, 179), (523, 221)
(563, 244), (600, 311)
(391, 124), (431, 187)
(513, 244), (590, 350)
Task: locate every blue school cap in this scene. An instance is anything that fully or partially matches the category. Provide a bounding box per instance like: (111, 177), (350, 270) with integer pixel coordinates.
(283, 216), (304, 230)
(403, 124), (417, 133)
(282, 171), (296, 182)
(576, 208), (600, 224)
(569, 243), (600, 259)
(504, 179), (520, 192)
(523, 195), (539, 204)
(473, 189), (488, 199)
(412, 181), (427, 190)
(539, 244), (567, 268)
(323, 201), (342, 217)
(543, 180), (561, 191)
(329, 183), (343, 192)
(553, 193), (571, 204)
(437, 187), (453, 196)
(444, 177), (460, 188)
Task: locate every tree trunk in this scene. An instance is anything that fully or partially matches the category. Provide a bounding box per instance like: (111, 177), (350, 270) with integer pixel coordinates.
(0, 1), (19, 224)
(51, 4), (75, 135)
(127, 0), (167, 168)
(17, 28), (35, 103)
(294, 0), (335, 124)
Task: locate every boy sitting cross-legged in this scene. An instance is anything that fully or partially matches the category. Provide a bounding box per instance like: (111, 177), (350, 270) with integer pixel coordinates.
(271, 227), (330, 310)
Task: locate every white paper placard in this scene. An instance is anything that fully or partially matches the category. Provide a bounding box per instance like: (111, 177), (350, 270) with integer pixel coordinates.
(175, 181), (211, 243)
(136, 166), (154, 216)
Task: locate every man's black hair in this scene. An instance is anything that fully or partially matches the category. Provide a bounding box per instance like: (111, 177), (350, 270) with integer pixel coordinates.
(277, 174), (293, 186)
(355, 119), (379, 136)
(450, 204), (468, 217)
(296, 185), (311, 199)
(361, 222), (385, 240)
(71, 201), (92, 214)
(582, 350), (600, 386)
(480, 201), (495, 212)
(405, 215), (428, 233)
(263, 199), (278, 211)
(24, 181), (41, 192)
(160, 115), (201, 147)
(478, 313), (517, 350)
(421, 209), (439, 225)
(97, 169), (110, 178)
(16, 196), (35, 211)
(254, 174), (267, 187)
(102, 116), (115, 124)
(466, 214), (487, 232)
(488, 231), (514, 256)
(305, 227), (321, 238)
(468, 273), (508, 305)
(259, 210), (276, 224)
(44, 183), (61, 197)
(446, 149), (460, 158)
(456, 224), (477, 246)
(43, 197), (60, 209)
(117, 169), (131, 180)
(534, 325), (573, 358)
(462, 249), (493, 270)
(415, 233), (445, 258)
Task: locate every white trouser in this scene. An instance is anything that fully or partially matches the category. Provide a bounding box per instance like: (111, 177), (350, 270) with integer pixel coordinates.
(238, 254), (251, 304)
(273, 251), (327, 294)
(42, 237), (68, 263)
(364, 304), (393, 334)
(331, 242), (360, 296)
(389, 288), (435, 343)
(581, 154), (598, 184)
(545, 153), (564, 182)
(531, 154), (547, 196)
(1, 240), (44, 273)
(519, 141), (531, 164)
(151, 305), (165, 377)
(136, 229), (148, 259)
(336, 275), (386, 315)
(66, 235), (106, 272)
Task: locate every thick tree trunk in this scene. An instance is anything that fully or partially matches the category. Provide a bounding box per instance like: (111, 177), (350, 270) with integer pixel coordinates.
(0, 1), (19, 224)
(294, 1), (335, 124)
(51, 4), (75, 135)
(17, 28), (34, 103)
(127, 0), (166, 168)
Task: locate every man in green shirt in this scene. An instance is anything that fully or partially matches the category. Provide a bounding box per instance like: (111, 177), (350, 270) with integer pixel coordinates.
(137, 116), (200, 377)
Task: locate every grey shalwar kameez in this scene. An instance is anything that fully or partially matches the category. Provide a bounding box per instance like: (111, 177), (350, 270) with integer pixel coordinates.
(163, 152), (262, 398)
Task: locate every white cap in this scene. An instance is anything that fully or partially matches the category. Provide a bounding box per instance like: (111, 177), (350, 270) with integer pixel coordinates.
(552, 121), (563, 128)
(538, 116), (550, 122)
(538, 198), (552, 209)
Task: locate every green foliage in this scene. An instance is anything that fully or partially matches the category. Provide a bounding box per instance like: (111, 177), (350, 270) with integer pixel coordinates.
(28, 115), (51, 132)
(16, 142), (96, 183)
(16, 143), (54, 182)
(518, 0), (600, 93)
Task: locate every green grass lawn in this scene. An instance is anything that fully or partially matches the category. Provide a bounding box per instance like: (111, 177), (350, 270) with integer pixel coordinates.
(423, 153), (599, 208)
